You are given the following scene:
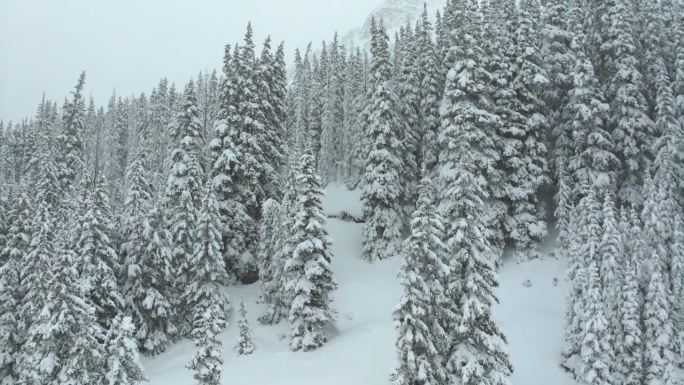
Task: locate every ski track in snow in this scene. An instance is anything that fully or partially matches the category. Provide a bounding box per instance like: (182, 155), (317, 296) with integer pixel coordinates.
(142, 186), (577, 385)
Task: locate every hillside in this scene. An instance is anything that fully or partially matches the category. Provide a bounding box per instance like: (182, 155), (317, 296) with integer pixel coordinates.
(142, 185), (576, 385)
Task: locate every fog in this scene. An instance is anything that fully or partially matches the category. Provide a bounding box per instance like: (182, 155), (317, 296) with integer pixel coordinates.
(0, 0), (382, 122)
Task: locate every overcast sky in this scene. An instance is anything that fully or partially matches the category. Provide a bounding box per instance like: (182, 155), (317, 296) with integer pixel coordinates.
(0, 0), (382, 123)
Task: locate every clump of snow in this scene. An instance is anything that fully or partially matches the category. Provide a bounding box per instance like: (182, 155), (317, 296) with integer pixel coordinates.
(142, 185), (577, 385)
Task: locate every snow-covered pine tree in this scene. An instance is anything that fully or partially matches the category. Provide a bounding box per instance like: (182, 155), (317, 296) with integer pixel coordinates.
(0, 191), (32, 383)
(599, 193), (621, 324)
(235, 298), (255, 355)
(416, 4), (442, 173)
(673, 215), (684, 361)
(126, 205), (177, 355)
(393, 22), (420, 218)
(259, 164), (298, 325)
(56, 71), (86, 195)
(578, 261), (614, 385)
(257, 198), (282, 303)
(120, 146), (154, 294)
(542, 0), (576, 177)
(319, 33), (346, 185)
(441, 149), (513, 385)
(183, 183), (230, 336)
(392, 177), (449, 385)
(210, 45), (252, 283)
(555, 164), (573, 252)
(291, 46), (313, 154)
(256, 36), (286, 198)
(76, 173), (125, 330)
(675, 10), (684, 134)
(361, 18), (405, 262)
(439, 0), (506, 262)
(308, 51), (325, 163)
(562, 27), (620, 192)
(165, 80), (205, 334)
(614, 246), (643, 385)
(103, 315), (146, 385)
(341, 48), (368, 187)
(562, 187), (602, 372)
(188, 300), (226, 385)
(603, 0), (655, 206)
(18, 202), (104, 384)
(286, 149), (336, 351)
(111, 97), (131, 205)
(501, 0), (549, 254)
(643, 149), (681, 286)
(643, 254), (679, 385)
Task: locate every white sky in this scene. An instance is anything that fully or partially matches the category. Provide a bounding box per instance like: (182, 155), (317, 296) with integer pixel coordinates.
(0, 0), (382, 123)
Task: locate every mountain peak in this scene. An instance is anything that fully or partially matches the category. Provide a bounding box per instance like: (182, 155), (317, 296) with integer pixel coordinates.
(341, 0), (446, 50)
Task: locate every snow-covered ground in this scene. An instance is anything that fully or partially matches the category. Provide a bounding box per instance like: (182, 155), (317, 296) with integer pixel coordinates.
(142, 186), (577, 385)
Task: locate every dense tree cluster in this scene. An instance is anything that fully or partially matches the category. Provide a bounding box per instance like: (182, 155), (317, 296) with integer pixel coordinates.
(1, 0), (683, 383)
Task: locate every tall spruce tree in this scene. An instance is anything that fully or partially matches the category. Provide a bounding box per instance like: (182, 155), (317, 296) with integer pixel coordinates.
(501, 0), (549, 253)
(438, 0), (506, 262)
(103, 315), (146, 385)
(0, 191), (32, 383)
(578, 261), (614, 385)
(126, 206), (177, 355)
(361, 19), (406, 262)
(183, 184), (230, 336)
(165, 81), (205, 334)
(603, 0), (655, 205)
(392, 178), (449, 385)
(56, 72), (86, 195)
(76, 174), (125, 330)
(286, 150), (336, 351)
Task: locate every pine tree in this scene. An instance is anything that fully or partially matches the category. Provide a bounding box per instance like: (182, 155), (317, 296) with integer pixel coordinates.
(562, 187), (602, 371)
(603, 0), (655, 205)
(235, 298), (255, 355)
(286, 150), (336, 351)
(643, 257), (678, 385)
(210, 52), (251, 283)
(392, 178), (449, 385)
(361, 19), (406, 262)
(112, 98), (131, 205)
(442, 162), (512, 385)
(120, 147), (155, 296)
(183, 184), (230, 336)
(126, 206), (177, 355)
(259, 166), (298, 325)
(188, 301), (226, 385)
(103, 315), (146, 385)
(501, 0), (549, 253)
(615, 252), (643, 385)
(56, 72), (86, 195)
(394, 22), (421, 217)
(578, 261), (614, 385)
(256, 37), (286, 198)
(0, 191), (32, 383)
(319, 34), (346, 185)
(555, 165), (573, 251)
(165, 81), (205, 334)
(77, 174), (125, 330)
(562, 28), (620, 192)
(542, 0), (576, 176)
(256, 199), (282, 307)
(438, 0), (506, 262)
(599, 193), (621, 324)
(18, 203), (104, 384)
(416, 4), (442, 173)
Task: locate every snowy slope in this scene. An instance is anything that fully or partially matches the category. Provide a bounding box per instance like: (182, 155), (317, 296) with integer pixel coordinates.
(142, 186), (578, 385)
(341, 0), (446, 50)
